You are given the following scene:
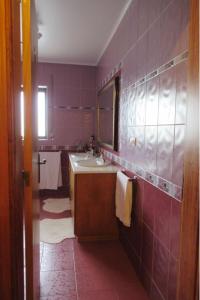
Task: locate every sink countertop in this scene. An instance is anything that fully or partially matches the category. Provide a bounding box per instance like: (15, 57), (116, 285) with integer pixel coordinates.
(69, 153), (120, 174)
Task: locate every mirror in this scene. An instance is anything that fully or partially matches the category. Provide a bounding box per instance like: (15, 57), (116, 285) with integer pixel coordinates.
(97, 75), (120, 151)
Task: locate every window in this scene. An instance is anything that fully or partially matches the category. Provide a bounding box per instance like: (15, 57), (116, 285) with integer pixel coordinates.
(37, 87), (47, 139)
(20, 87), (48, 139)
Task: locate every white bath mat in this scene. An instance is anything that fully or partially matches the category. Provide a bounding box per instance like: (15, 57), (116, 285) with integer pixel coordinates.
(40, 218), (75, 243)
(43, 198), (71, 213)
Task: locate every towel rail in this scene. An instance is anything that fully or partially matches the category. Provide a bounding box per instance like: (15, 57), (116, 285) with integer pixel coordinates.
(121, 170), (137, 181)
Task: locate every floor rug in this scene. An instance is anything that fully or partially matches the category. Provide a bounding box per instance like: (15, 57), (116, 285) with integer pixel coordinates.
(42, 198), (71, 213)
(40, 217), (75, 243)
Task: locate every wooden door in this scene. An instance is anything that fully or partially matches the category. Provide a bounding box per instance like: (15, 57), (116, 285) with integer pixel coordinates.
(177, 0), (199, 299)
(22, 0), (40, 299)
(0, 0), (24, 299)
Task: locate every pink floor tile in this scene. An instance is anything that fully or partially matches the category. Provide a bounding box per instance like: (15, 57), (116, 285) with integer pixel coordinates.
(78, 290), (118, 300)
(40, 270), (76, 298)
(41, 296), (77, 300)
(41, 250), (74, 271)
(117, 287), (149, 300)
(43, 238), (74, 253)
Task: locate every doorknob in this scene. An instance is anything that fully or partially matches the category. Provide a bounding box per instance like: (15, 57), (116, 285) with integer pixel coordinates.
(39, 159), (46, 165)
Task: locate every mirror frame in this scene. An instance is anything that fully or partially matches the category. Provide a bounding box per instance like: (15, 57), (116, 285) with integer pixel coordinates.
(97, 74), (120, 151)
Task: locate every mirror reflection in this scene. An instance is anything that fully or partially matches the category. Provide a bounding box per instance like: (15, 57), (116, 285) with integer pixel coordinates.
(98, 76), (120, 151)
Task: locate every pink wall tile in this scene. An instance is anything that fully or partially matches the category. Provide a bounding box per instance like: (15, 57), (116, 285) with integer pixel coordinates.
(127, 87), (137, 127)
(146, 19), (161, 74)
(150, 282), (164, 300)
(52, 65), (71, 88)
(54, 87), (82, 107)
(138, 0), (149, 38)
(167, 256), (178, 300)
(119, 91), (128, 155)
(142, 224), (154, 275)
(136, 35), (148, 80)
(135, 84), (146, 126)
(160, 0), (173, 12)
(147, 0), (162, 28)
(134, 126), (146, 168)
(65, 65), (82, 89)
(126, 126), (137, 162)
(115, 9), (131, 60)
(160, 0), (182, 65)
(169, 199), (181, 259)
(152, 238), (169, 299)
(134, 177), (144, 219)
(128, 0), (139, 47)
(81, 67), (96, 89)
(158, 68), (176, 125)
(146, 77), (159, 126)
(143, 182), (157, 231)
(172, 125), (185, 186)
(175, 61), (188, 124)
(157, 125), (174, 181)
(154, 190), (172, 249)
(130, 216), (143, 258)
(140, 265), (151, 295)
(123, 47), (137, 88)
(179, 0), (189, 52)
(81, 90), (96, 107)
(53, 110), (82, 145)
(81, 112), (95, 141)
(145, 126), (158, 173)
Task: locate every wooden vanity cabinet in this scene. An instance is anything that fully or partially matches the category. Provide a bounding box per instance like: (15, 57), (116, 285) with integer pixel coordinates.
(69, 166), (118, 241)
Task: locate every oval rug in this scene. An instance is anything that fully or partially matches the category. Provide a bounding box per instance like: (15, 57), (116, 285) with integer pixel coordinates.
(40, 217), (75, 243)
(42, 198), (71, 213)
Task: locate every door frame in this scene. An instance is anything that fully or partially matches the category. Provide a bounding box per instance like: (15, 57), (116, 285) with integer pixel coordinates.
(22, 0), (40, 298)
(0, 0), (24, 299)
(0, 0), (199, 299)
(177, 0), (199, 299)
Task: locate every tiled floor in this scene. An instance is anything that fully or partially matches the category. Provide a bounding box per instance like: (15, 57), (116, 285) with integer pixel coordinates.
(40, 198), (149, 300)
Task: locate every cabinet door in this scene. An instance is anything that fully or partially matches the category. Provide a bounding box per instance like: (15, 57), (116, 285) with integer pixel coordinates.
(75, 173), (118, 239)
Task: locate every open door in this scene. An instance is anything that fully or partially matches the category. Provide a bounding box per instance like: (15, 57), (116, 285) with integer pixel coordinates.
(0, 0), (24, 299)
(177, 0), (199, 299)
(22, 0), (40, 299)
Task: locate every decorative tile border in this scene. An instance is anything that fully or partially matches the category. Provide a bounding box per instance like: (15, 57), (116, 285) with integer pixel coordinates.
(39, 145), (77, 151)
(102, 148), (183, 202)
(53, 106), (96, 111)
(98, 50), (188, 91)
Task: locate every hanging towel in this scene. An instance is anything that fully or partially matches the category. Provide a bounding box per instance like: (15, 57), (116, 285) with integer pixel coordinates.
(39, 151), (62, 190)
(115, 171), (133, 227)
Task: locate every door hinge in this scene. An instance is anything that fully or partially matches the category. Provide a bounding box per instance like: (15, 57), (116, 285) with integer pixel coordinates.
(22, 170), (30, 186)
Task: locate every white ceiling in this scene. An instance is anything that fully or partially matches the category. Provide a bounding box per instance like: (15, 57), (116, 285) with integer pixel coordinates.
(36, 0), (131, 66)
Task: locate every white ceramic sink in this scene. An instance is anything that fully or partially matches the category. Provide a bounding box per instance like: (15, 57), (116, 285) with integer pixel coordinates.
(77, 159), (110, 168)
(71, 153), (89, 160)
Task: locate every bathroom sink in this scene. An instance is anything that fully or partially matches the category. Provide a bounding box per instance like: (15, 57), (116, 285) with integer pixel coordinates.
(71, 153), (89, 160)
(77, 159), (110, 168)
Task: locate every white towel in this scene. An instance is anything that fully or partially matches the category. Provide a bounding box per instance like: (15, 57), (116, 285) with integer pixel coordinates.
(39, 151), (62, 190)
(115, 171), (133, 227)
